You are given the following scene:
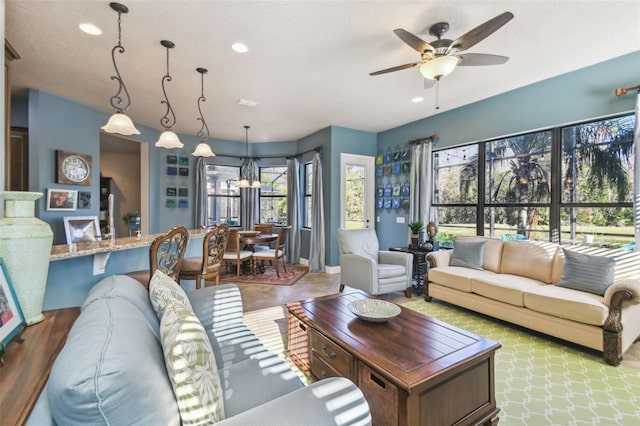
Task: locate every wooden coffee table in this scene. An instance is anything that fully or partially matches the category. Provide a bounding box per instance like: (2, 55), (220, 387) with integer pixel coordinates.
(286, 289), (501, 426)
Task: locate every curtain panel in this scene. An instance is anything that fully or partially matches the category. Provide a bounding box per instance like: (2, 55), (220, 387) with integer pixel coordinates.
(409, 142), (434, 232)
(309, 152), (325, 272)
(195, 157), (208, 228)
(286, 158), (301, 263)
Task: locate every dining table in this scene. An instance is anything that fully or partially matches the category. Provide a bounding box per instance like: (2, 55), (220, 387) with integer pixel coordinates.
(238, 232), (278, 273)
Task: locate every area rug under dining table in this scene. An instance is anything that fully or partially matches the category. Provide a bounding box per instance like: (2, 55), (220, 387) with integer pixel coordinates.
(219, 264), (308, 286)
(244, 299), (640, 425)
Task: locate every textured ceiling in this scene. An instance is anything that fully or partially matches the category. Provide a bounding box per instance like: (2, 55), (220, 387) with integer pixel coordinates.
(5, 1), (640, 143)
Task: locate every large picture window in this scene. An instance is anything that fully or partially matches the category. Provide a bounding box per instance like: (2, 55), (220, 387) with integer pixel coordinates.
(432, 113), (635, 249)
(206, 165), (241, 226)
(259, 166), (288, 225)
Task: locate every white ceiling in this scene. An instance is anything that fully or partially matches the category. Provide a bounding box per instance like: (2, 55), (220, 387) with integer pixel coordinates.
(6, 1), (640, 144)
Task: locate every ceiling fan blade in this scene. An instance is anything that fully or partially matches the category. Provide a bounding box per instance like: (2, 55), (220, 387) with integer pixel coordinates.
(393, 29), (434, 53)
(369, 62), (421, 76)
(456, 53), (509, 66)
(446, 11), (514, 53)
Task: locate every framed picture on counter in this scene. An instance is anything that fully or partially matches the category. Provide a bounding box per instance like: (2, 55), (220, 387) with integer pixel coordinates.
(0, 259), (25, 351)
(46, 189), (77, 211)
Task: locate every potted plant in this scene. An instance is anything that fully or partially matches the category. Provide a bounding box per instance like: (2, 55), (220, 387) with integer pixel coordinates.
(408, 220), (424, 248)
(122, 211), (141, 226)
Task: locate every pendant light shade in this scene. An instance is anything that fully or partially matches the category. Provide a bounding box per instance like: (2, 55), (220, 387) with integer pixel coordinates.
(155, 40), (183, 149)
(238, 125), (261, 189)
(192, 68), (215, 157)
(101, 2), (140, 135)
(419, 56), (460, 80)
(236, 178), (250, 189)
(101, 112), (140, 135)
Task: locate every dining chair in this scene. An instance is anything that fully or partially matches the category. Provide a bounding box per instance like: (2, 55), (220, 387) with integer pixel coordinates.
(253, 223), (274, 252)
(222, 228), (254, 277)
(127, 226), (190, 288)
(179, 224), (230, 289)
(251, 226), (290, 277)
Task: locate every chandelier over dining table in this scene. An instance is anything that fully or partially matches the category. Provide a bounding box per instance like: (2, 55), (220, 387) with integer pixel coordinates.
(237, 125), (261, 189)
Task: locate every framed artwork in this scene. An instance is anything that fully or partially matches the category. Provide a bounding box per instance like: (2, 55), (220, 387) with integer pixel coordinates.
(178, 188), (189, 197)
(166, 187), (177, 197)
(375, 165), (383, 177)
(401, 162), (411, 173)
(383, 165), (392, 175)
(384, 186), (393, 197)
(377, 187), (384, 197)
(179, 167), (189, 177)
(63, 216), (101, 243)
(178, 199), (189, 208)
(392, 162), (401, 174)
(78, 191), (91, 209)
(167, 155), (178, 165)
(392, 197), (401, 209)
(0, 259), (25, 351)
(392, 185), (401, 196)
(392, 151), (401, 161)
(179, 156), (190, 166)
(401, 149), (410, 161)
(376, 198), (384, 209)
(383, 198), (392, 209)
(167, 166), (178, 176)
(401, 198), (410, 209)
(375, 154), (384, 165)
(56, 150), (92, 186)
(401, 184), (410, 197)
(166, 198), (177, 208)
(46, 189), (77, 211)
(383, 153), (392, 164)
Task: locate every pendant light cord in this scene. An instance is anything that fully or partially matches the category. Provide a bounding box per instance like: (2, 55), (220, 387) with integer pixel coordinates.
(196, 68), (209, 141)
(108, 5), (132, 113)
(160, 41), (177, 130)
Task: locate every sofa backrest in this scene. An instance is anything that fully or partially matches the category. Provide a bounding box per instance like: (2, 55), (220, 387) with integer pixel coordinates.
(337, 228), (379, 261)
(454, 236), (503, 273)
(501, 241), (559, 284)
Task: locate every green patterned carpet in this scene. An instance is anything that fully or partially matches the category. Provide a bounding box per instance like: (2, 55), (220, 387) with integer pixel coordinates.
(245, 301), (640, 425)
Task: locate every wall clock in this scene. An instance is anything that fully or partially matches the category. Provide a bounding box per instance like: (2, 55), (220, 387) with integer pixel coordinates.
(56, 150), (92, 185)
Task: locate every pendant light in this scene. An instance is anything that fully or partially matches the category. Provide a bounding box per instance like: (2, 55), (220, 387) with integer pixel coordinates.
(238, 126), (261, 189)
(101, 2), (140, 135)
(155, 40), (183, 149)
(191, 68), (215, 157)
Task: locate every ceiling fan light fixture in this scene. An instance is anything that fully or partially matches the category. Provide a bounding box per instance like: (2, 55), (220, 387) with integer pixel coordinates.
(419, 56), (459, 80)
(155, 130), (183, 149)
(101, 112), (140, 135)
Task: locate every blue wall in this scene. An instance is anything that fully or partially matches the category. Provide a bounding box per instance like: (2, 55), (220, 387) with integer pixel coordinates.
(375, 50), (640, 250)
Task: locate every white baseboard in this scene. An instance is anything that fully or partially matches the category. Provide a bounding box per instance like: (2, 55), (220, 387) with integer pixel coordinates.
(299, 258), (340, 274)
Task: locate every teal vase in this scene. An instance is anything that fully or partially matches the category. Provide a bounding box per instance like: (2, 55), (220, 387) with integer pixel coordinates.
(0, 191), (53, 325)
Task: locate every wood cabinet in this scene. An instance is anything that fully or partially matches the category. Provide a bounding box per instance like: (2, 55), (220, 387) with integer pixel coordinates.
(286, 290), (501, 426)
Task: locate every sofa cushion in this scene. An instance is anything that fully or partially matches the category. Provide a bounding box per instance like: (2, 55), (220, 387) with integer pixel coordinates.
(450, 240), (486, 270)
(501, 241), (557, 283)
(207, 324), (269, 370)
(455, 236), (503, 272)
(219, 352), (304, 417)
(524, 285), (609, 326)
(150, 270), (193, 318)
(428, 266), (496, 293)
(471, 274), (546, 307)
(48, 295), (180, 425)
(160, 297), (225, 424)
(556, 249), (616, 296)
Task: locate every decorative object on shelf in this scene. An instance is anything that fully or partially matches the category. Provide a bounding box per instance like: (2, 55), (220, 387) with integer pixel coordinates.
(0, 191), (53, 325)
(347, 299), (401, 322)
(191, 67), (215, 157)
(237, 125), (261, 189)
(122, 211), (140, 226)
(408, 220), (424, 248)
(155, 40), (183, 149)
(426, 221), (438, 242)
(63, 216), (101, 243)
(100, 2), (140, 135)
(46, 189), (78, 211)
(56, 150), (92, 185)
(0, 258), (26, 350)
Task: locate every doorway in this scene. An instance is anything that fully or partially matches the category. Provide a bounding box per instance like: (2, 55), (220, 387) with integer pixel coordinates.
(340, 153), (375, 229)
(99, 132), (148, 238)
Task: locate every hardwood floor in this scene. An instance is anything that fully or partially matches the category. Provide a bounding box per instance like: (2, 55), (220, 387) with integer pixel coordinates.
(236, 270), (413, 312)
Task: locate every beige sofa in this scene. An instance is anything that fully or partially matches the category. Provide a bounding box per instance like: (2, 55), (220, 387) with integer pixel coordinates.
(425, 236), (640, 365)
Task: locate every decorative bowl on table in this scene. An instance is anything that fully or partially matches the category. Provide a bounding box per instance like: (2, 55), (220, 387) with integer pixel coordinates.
(347, 299), (401, 322)
(239, 230), (261, 237)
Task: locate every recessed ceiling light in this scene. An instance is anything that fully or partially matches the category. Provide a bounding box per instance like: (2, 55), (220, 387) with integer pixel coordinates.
(237, 99), (259, 107)
(232, 42), (249, 53)
(411, 97), (424, 103)
(79, 23), (102, 35)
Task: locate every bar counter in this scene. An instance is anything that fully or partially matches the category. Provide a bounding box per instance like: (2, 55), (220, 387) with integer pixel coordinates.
(50, 228), (206, 261)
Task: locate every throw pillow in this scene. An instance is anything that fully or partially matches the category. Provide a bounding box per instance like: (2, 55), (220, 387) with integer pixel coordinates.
(556, 249), (616, 296)
(149, 269), (193, 319)
(160, 297), (225, 424)
(449, 240), (486, 270)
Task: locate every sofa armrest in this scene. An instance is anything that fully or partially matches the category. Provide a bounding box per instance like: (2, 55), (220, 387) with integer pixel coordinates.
(426, 250), (452, 268)
(379, 250), (413, 268)
(217, 377), (371, 426)
(188, 283), (244, 331)
(604, 278), (640, 307)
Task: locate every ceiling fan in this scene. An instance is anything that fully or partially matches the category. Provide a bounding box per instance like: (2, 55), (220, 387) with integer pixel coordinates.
(370, 11), (514, 82)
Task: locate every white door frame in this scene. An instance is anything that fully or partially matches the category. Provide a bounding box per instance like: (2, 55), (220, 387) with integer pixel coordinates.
(340, 153), (375, 229)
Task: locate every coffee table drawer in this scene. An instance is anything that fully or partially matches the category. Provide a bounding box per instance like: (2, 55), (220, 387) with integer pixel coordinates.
(310, 329), (352, 378)
(311, 353), (343, 380)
